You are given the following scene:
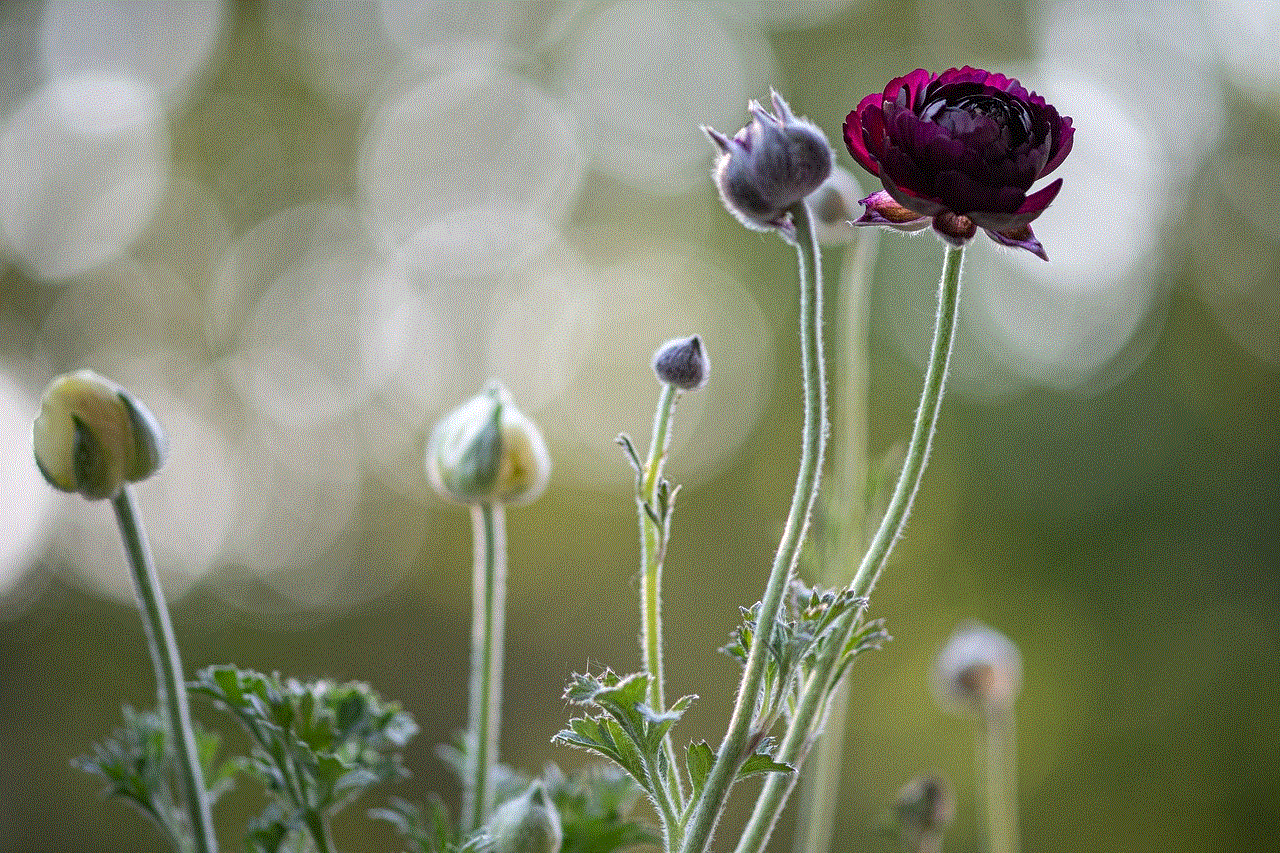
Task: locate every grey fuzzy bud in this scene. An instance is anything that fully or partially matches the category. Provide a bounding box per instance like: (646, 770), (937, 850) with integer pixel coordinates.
(652, 335), (710, 390)
(704, 90), (833, 234)
(932, 621), (1022, 714)
(485, 781), (563, 853)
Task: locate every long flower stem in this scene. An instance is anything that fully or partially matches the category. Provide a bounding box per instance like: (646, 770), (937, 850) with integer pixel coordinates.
(981, 705), (1019, 853)
(849, 243), (964, 602)
(736, 242), (966, 853)
(112, 486), (218, 853)
(637, 380), (687, 818)
(679, 201), (827, 853)
(793, 225), (879, 853)
(462, 502), (507, 834)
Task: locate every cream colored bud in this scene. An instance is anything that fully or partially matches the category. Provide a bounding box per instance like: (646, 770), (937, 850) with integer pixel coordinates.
(486, 781), (563, 853)
(32, 369), (167, 500)
(932, 620), (1022, 714)
(425, 382), (550, 506)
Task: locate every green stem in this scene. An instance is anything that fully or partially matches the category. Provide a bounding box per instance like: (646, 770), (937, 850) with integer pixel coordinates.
(112, 487), (218, 853)
(981, 704), (1019, 853)
(736, 242), (966, 853)
(849, 243), (964, 603)
(679, 201), (827, 853)
(793, 223), (879, 853)
(304, 809), (338, 853)
(462, 502), (507, 834)
(637, 381), (687, 826)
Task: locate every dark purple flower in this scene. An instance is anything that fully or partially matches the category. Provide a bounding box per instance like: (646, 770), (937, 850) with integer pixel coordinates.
(843, 67), (1073, 260)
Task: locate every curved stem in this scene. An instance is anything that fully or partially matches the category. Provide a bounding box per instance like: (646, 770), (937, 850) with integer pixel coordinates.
(736, 242), (966, 853)
(303, 809), (338, 853)
(849, 244), (964, 602)
(794, 223), (879, 853)
(679, 201), (827, 853)
(637, 380), (687, 817)
(462, 502), (507, 833)
(112, 487), (218, 853)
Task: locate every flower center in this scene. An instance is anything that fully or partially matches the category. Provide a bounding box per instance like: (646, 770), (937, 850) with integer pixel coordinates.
(920, 89), (1032, 148)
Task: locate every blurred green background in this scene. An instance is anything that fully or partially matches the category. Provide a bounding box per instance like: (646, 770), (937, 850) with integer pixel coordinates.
(2, 1), (1277, 851)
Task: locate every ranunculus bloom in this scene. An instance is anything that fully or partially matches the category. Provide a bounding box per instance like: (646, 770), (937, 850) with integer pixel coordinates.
(843, 67), (1073, 260)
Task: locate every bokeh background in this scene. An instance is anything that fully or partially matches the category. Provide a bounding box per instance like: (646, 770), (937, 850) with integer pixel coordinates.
(2, 1), (1277, 851)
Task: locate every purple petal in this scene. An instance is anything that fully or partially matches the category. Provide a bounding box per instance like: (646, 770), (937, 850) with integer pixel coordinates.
(856, 190), (932, 229)
(984, 224), (1048, 260)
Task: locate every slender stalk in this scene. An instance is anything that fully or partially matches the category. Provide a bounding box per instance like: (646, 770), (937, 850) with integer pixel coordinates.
(736, 242), (966, 853)
(637, 380), (687, 817)
(793, 223), (879, 853)
(980, 705), (1019, 853)
(112, 486), (218, 853)
(462, 502), (507, 833)
(303, 809), (338, 853)
(849, 243), (964, 602)
(679, 201), (827, 853)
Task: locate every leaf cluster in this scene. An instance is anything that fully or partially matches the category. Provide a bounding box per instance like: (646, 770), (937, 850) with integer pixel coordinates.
(723, 581), (889, 724)
(189, 664), (418, 852)
(74, 706), (236, 853)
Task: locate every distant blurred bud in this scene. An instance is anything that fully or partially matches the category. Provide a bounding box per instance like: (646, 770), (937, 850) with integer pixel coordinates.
(808, 166), (865, 245)
(486, 780), (563, 853)
(426, 382), (550, 506)
(894, 773), (955, 835)
(652, 334), (710, 390)
(704, 90), (832, 235)
(32, 369), (167, 500)
(932, 621), (1022, 714)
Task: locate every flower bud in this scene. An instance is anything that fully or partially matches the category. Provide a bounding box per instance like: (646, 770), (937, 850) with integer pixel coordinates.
(32, 369), (167, 500)
(704, 90), (833, 234)
(486, 781), (563, 853)
(893, 773), (954, 836)
(932, 621), (1022, 715)
(652, 334), (710, 391)
(425, 382), (550, 506)
(807, 166), (865, 246)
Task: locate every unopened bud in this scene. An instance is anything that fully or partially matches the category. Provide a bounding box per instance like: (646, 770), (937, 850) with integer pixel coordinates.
(894, 773), (954, 835)
(652, 335), (710, 391)
(486, 780), (563, 853)
(704, 90), (833, 234)
(32, 369), (167, 500)
(808, 166), (865, 245)
(932, 621), (1022, 714)
(426, 382), (550, 506)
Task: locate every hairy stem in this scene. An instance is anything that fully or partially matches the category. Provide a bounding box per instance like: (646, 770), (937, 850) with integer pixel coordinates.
(679, 201), (827, 853)
(112, 487), (218, 853)
(848, 244), (964, 602)
(736, 242), (966, 853)
(462, 502), (507, 833)
(637, 380), (687, 824)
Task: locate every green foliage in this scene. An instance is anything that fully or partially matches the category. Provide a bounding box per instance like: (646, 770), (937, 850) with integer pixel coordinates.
(543, 763), (658, 853)
(723, 581), (889, 724)
(190, 664), (417, 850)
(553, 669), (694, 801)
(73, 706), (236, 853)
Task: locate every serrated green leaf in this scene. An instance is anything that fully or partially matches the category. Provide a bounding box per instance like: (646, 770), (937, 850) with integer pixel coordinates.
(737, 752), (794, 780)
(685, 741), (713, 797)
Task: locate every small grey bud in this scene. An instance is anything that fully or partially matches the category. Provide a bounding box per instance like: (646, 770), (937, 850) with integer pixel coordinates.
(652, 335), (710, 390)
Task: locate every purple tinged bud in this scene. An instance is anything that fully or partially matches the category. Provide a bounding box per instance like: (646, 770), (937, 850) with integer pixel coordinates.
(652, 335), (710, 391)
(704, 91), (833, 235)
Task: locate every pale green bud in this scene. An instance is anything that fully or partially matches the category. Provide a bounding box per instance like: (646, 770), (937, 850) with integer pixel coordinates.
(485, 781), (563, 853)
(32, 369), (167, 500)
(425, 382), (550, 506)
